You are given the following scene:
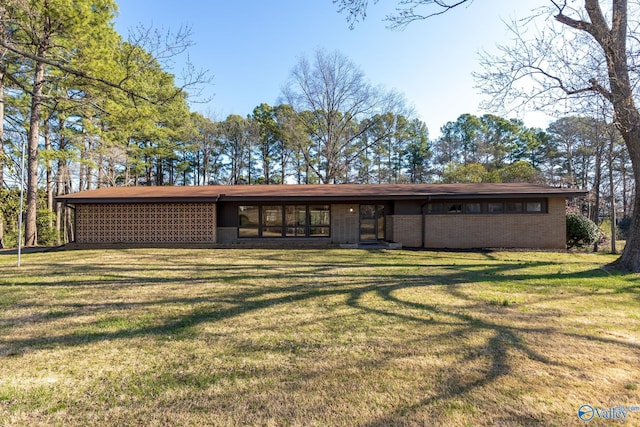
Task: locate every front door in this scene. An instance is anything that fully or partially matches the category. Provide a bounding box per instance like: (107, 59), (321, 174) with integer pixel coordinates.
(359, 204), (385, 242)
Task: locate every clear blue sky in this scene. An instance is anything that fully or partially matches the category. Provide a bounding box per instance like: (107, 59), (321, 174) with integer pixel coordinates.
(113, 0), (549, 137)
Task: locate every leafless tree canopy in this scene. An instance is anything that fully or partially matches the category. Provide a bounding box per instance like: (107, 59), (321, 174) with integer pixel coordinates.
(476, 0), (640, 271)
(334, 0), (473, 29)
(282, 49), (406, 183)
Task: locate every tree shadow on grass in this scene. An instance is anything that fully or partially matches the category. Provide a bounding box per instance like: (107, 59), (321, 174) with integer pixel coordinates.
(1, 250), (638, 424)
(1, 254), (637, 348)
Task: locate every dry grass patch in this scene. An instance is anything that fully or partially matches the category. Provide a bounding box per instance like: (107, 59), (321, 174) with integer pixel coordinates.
(0, 248), (639, 426)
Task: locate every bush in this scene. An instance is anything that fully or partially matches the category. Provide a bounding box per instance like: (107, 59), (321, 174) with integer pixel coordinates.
(618, 216), (632, 240)
(0, 190), (61, 247)
(36, 208), (60, 246)
(566, 214), (600, 249)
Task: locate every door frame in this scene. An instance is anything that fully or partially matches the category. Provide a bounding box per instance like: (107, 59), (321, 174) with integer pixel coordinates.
(359, 204), (385, 242)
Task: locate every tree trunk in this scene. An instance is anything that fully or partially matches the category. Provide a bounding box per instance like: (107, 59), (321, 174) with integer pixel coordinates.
(622, 162), (628, 217)
(201, 146), (208, 186)
(0, 69), (4, 249)
(44, 120), (53, 224)
(592, 145), (602, 224)
(85, 137), (93, 190)
(97, 151), (103, 189)
(54, 120), (68, 244)
(25, 56), (47, 247)
(281, 144), (287, 184)
(78, 152), (85, 192)
(572, 0), (640, 271)
(55, 159), (70, 245)
(606, 127), (617, 254)
(611, 133), (640, 270)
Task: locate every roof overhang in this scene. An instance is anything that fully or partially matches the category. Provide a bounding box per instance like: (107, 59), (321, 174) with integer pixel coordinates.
(56, 183), (588, 205)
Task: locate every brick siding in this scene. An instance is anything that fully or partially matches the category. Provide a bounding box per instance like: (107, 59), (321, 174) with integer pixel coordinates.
(422, 197), (566, 249)
(387, 215), (423, 247)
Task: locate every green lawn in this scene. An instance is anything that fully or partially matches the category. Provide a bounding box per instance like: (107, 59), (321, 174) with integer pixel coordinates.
(0, 248), (639, 426)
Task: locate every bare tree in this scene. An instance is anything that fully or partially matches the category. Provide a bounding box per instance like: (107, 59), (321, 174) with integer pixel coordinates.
(476, 1), (640, 270)
(282, 49), (405, 184)
(0, 69), (4, 249)
(336, 0), (640, 271)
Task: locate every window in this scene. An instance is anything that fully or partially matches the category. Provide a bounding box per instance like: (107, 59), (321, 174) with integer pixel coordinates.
(505, 202), (523, 213)
(464, 203), (481, 214)
(286, 205), (307, 237)
(424, 199), (546, 215)
(238, 205), (331, 238)
(526, 201), (543, 213)
(238, 206), (259, 237)
(262, 205), (283, 237)
(427, 203), (444, 214)
(487, 202), (504, 213)
(447, 203), (462, 213)
(309, 205), (330, 236)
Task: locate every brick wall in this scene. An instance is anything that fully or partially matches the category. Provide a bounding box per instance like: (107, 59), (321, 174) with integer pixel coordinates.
(75, 203), (216, 244)
(387, 215), (423, 247)
(423, 197), (566, 249)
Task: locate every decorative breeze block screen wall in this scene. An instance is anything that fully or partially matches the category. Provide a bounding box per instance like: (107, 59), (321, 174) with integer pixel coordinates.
(76, 203), (216, 243)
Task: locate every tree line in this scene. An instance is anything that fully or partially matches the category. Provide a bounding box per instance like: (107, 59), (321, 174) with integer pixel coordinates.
(0, 1), (635, 258)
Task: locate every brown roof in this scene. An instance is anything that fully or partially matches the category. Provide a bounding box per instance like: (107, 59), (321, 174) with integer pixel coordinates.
(56, 183), (587, 204)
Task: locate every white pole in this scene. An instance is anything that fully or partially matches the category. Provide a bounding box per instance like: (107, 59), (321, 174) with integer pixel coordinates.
(17, 137), (26, 267)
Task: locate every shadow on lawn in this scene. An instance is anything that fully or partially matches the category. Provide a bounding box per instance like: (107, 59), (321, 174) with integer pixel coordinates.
(1, 250), (638, 424)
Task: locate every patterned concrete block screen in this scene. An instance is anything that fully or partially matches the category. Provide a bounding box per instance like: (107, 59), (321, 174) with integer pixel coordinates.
(76, 203), (216, 244)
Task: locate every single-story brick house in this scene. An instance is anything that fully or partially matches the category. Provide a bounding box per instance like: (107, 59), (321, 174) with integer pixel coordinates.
(56, 183), (586, 249)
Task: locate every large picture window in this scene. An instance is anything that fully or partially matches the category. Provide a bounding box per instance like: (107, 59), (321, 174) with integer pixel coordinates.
(238, 204), (331, 238)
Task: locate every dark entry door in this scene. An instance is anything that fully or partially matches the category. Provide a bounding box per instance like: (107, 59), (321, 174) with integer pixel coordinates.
(360, 204), (385, 242)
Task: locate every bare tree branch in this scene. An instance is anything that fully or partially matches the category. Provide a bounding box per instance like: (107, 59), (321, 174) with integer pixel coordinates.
(334, 0), (473, 29)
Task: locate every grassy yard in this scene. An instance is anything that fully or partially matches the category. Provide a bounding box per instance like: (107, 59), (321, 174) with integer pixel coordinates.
(0, 248), (639, 426)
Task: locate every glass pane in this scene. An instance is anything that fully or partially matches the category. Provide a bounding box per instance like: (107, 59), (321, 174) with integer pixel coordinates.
(427, 203), (444, 214)
(286, 205), (306, 227)
(262, 227), (283, 238)
(286, 227), (304, 237)
(506, 202), (523, 213)
(526, 202), (542, 213)
(310, 227), (330, 237)
(360, 219), (376, 241)
(487, 203), (504, 213)
(360, 205), (375, 220)
(377, 218), (385, 240)
(464, 203), (481, 214)
(310, 205), (330, 226)
(239, 205), (259, 226)
(262, 206), (283, 226)
(447, 203), (462, 213)
(239, 227), (259, 237)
